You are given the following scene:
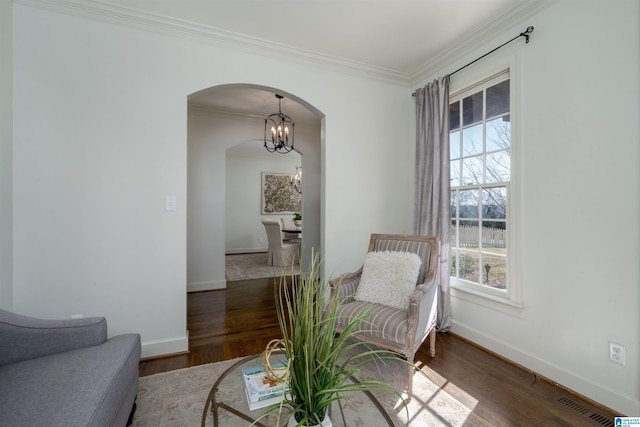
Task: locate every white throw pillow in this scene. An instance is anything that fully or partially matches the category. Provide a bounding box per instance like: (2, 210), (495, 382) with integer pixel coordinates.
(354, 251), (422, 311)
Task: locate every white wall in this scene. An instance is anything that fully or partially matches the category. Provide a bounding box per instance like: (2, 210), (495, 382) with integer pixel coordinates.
(225, 147), (301, 254)
(0, 0), (13, 310)
(11, 4), (411, 357)
(414, 0), (639, 415)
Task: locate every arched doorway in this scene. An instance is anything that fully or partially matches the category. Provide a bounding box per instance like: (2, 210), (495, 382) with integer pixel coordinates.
(186, 84), (322, 291)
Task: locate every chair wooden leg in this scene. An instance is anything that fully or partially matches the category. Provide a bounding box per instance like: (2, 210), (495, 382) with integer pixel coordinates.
(429, 328), (436, 357)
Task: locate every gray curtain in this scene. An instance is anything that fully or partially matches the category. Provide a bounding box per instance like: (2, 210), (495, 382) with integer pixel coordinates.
(414, 76), (452, 331)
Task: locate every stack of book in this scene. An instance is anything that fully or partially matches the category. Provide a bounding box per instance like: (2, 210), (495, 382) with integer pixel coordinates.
(242, 362), (290, 411)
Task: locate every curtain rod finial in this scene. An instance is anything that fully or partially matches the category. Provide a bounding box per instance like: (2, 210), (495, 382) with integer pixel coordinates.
(521, 26), (534, 43)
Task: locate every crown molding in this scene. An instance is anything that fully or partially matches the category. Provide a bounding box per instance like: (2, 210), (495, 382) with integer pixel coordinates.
(188, 104), (321, 127)
(15, 0), (556, 89)
(409, 0), (558, 85)
(15, 0), (411, 86)
(188, 104), (264, 120)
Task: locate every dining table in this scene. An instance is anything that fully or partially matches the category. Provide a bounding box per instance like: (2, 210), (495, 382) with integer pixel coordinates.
(282, 228), (302, 234)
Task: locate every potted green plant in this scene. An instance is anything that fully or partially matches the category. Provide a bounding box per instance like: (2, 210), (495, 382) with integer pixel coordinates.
(292, 212), (302, 228)
(271, 252), (404, 426)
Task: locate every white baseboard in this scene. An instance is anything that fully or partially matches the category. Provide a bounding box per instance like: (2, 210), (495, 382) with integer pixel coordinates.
(187, 280), (226, 292)
(451, 320), (639, 416)
(141, 334), (188, 358)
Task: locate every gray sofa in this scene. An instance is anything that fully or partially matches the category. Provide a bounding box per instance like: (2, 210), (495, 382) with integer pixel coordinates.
(0, 309), (141, 427)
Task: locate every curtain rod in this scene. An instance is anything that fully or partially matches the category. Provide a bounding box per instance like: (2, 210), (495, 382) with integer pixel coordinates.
(412, 25), (534, 97)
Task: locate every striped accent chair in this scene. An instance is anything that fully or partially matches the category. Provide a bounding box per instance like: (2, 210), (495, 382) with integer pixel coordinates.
(329, 234), (438, 391)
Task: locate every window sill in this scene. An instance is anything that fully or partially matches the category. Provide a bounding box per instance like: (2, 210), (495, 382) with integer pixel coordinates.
(451, 279), (524, 318)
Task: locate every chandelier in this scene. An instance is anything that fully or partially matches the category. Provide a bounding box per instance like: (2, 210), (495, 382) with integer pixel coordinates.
(291, 166), (302, 194)
(264, 94), (295, 153)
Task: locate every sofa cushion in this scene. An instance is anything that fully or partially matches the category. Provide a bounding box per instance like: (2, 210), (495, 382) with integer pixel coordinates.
(355, 250), (422, 310)
(0, 334), (140, 427)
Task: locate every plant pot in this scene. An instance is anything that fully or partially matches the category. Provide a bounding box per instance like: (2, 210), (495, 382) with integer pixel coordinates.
(288, 413), (332, 427)
(293, 220), (302, 228)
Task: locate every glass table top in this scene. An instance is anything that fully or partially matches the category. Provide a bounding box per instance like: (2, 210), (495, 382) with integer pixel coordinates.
(201, 353), (394, 426)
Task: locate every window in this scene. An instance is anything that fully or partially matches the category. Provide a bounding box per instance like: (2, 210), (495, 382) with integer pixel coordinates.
(450, 72), (517, 305)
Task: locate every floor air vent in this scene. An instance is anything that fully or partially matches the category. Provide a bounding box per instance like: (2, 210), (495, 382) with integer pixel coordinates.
(556, 397), (614, 427)
(557, 396), (590, 414)
(589, 413), (614, 427)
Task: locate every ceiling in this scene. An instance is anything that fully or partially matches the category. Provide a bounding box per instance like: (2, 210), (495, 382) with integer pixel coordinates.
(91, 0), (540, 122)
(98, 0), (536, 76)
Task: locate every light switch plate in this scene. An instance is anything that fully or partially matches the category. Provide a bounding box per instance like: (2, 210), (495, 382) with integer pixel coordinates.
(165, 195), (177, 211)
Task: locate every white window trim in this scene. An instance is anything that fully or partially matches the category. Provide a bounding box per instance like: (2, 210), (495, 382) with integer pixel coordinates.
(451, 279), (525, 317)
(448, 50), (524, 318)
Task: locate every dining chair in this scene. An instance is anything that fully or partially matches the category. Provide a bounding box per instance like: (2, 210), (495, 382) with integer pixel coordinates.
(261, 219), (300, 267)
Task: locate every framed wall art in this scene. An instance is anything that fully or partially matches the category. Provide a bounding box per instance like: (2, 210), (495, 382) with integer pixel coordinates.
(261, 172), (301, 215)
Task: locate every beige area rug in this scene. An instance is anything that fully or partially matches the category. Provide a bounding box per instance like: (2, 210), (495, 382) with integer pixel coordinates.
(226, 253), (298, 281)
(131, 352), (490, 427)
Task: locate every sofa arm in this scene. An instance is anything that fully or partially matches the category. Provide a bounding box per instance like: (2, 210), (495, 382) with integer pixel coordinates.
(407, 276), (438, 350)
(0, 309), (107, 366)
(329, 268), (363, 303)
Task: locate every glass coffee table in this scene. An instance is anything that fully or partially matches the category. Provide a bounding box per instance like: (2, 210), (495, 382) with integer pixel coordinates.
(201, 353), (394, 426)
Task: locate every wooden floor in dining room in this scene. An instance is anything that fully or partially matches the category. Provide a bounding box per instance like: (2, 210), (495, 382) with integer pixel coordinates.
(139, 278), (619, 427)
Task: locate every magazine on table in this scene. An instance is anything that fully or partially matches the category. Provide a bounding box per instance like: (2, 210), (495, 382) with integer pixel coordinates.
(242, 361), (290, 410)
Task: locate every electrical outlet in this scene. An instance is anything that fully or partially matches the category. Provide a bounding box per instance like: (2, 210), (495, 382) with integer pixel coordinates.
(609, 342), (626, 365)
(70, 314), (84, 319)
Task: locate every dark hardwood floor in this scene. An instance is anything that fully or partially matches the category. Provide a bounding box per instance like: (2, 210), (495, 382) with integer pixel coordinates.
(139, 277), (619, 426)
